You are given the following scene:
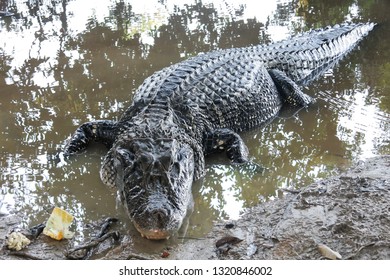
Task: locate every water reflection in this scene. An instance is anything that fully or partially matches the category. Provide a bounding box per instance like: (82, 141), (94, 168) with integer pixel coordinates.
(1, 0), (389, 248)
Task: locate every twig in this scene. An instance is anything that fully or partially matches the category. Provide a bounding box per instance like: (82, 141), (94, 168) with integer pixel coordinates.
(344, 241), (387, 260)
(127, 253), (152, 260)
(8, 251), (44, 260)
(66, 231), (120, 260)
(97, 218), (119, 238)
(279, 188), (301, 194)
(177, 236), (207, 240)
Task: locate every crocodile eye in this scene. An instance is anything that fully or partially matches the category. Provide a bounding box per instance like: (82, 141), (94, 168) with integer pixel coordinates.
(116, 148), (134, 163)
(177, 152), (183, 162)
(115, 148), (136, 176)
(130, 141), (140, 152)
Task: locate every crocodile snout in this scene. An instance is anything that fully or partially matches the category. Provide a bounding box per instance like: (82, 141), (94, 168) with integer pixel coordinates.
(133, 209), (173, 240)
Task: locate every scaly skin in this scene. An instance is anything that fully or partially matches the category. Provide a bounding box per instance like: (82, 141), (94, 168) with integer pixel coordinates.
(62, 22), (375, 239)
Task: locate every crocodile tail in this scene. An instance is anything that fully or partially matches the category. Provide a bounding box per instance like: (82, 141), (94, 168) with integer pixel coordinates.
(259, 22), (376, 85)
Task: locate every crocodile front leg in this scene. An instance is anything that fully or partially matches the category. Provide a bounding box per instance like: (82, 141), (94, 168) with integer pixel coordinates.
(204, 128), (249, 163)
(63, 120), (118, 155)
(269, 69), (314, 107)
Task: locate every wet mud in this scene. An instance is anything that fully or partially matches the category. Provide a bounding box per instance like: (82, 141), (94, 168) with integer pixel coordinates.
(1, 155), (389, 260)
(170, 155), (390, 260)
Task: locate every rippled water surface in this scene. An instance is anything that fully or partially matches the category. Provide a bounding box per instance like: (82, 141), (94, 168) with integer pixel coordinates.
(1, 0), (389, 248)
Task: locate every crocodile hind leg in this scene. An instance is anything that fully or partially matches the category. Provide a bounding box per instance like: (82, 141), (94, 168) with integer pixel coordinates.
(203, 128), (249, 163)
(269, 69), (314, 107)
(63, 120), (118, 155)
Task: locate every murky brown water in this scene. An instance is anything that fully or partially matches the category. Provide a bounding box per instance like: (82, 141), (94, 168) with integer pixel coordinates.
(1, 0), (389, 251)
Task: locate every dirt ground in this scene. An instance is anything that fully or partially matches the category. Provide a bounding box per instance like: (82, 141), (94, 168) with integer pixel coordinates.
(1, 155), (389, 260)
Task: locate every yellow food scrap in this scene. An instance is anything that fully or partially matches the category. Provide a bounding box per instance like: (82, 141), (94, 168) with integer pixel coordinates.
(43, 207), (74, 240)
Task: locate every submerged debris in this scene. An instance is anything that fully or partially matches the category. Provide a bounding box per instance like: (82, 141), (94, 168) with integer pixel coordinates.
(0, 11), (15, 17)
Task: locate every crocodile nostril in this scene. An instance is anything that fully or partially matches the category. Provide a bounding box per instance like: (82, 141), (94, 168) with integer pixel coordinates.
(151, 208), (168, 227)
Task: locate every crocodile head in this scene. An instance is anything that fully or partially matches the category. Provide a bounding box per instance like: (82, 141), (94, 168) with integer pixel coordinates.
(104, 137), (195, 240)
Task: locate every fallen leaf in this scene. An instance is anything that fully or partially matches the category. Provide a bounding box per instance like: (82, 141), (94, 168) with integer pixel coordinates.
(216, 236), (243, 248)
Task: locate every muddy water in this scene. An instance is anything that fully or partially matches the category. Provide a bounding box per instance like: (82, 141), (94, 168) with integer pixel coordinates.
(1, 0), (389, 251)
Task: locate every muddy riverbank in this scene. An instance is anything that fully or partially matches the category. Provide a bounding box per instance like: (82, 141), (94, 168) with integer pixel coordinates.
(1, 155), (389, 260)
(170, 155), (390, 260)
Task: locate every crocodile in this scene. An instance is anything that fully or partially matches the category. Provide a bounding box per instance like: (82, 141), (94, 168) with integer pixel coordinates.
(61, 22), (375, 240)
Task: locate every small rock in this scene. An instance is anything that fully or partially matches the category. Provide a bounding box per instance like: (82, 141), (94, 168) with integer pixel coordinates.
(318, 244), (342, 260)
(246, 243), (258, 257)
(225, 223), (235, 229)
